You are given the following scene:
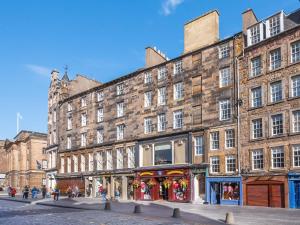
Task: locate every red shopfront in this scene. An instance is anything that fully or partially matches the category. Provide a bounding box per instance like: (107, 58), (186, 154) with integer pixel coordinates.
(134, 169), (191, 202)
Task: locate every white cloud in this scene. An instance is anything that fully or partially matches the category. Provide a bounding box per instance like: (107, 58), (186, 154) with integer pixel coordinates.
(161, 0), (184, 16)
(25, 64), (51, 77)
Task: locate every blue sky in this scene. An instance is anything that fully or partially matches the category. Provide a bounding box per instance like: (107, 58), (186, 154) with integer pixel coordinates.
(0, 0), (299, 140)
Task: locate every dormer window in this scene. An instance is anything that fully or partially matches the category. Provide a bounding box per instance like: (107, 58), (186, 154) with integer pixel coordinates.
(249, 25), (261, 45)
(269, 15), (281, 37)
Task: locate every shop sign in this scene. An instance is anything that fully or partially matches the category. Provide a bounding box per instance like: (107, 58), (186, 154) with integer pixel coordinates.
(166, 170), (184, 175)
(192, 168), (206, 174)
(140, 171), (154, 176)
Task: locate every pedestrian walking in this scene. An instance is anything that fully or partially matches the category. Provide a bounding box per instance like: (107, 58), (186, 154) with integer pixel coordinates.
(66, 186), (72, 198)
(11, 187), (16, 197)
(54, 187), (60, 201)
(31, 186), (38, 198)
(41, 185), (47, 199)
(7, 186), (12, 197)
(24, 186), (29, 199)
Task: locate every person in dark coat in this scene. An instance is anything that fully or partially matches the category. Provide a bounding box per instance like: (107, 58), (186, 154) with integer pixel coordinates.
(41, 185), (47, 199)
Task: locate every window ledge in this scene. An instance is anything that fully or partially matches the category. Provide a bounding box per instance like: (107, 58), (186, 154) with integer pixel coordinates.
(268, 134), (287, 139)
(248, 105), (264, 111)
(268, 66), (283, 73)
(288, 96), (300, 101)
(288, 132), (300, 137)
(249, 137), (265, 142)
(248, 74), (263, 81)
(267, 100), (285, 106)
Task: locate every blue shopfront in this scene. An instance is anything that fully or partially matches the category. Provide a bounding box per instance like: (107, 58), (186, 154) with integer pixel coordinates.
(205, 176), (243, 205)
(288, 172), (300, 209)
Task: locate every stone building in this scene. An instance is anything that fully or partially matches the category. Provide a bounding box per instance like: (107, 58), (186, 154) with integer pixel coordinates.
(5, 130), (47, 191)
(239, 9), (300, 208)
(0, 140), (7, 187)
(49, 10), (243, 204)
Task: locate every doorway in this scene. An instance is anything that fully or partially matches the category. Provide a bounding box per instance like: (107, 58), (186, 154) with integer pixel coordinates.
(210, 182), (221, 204)
(157, 178), (168, 200)
(296, 182), (300, 208)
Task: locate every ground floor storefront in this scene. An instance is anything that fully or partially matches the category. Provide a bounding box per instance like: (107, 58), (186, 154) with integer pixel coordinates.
(85, 173), (135, 200)
(56, 176), (85, 196)
(288, 172), (300, 208)
(205, 176), (242, 205)
(134, 168), (191, 202)
(243, 175), (288, 208)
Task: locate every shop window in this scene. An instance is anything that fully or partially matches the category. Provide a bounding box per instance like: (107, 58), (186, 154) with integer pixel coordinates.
(172, 178), (189, 201)
(222, 183), (240, 201)
(154, 143), (172, 165)
(140, 179), (152, 200)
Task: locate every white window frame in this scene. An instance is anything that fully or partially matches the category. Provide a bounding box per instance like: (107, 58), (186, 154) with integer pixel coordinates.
(67, 116), (72, 130)
(252, 149), (264, 170)
(81, 97), (87, 108)
(270, 81), (283, 103)
(219, 44), (230, 59)
(81, 113), (87, 127)
(127, 146), (135, 168)
(116, 124), (124, 140)
(291, 75), (300, 98)
(292, 110), (300, 133)
(97, 91), (104, 102)
(210, 132), (219, 150)
(252, 118), (263, 139)
(225, 155), (236, 173)
(116, 148), (124, 169)
(271, 147), (284, 169)
(144, 72), (152, 84)
(144, 91), (152, 108)
(251, 86), (262, 108)
(173, 60), (183, 75)
(269, 48), (281, 70)
(73, 155), (78, 173)
(158, 87), (166, 105)
(219, 67), (231, 87)
(194, 136), (203, 156)
(80, 154), (86, 172)
(97, 129), (104, 144)
(88, 153), (94, 172)
(67, 136), (72, 150)
(60, 157), (65, 173)
(174, 82), (184, 100)
(210, 156), (220, 173)
(293, 145), (300, 167)
(225, 129), (235, 149)
(158, 66), (167, 80)
(157, 113), (166, 132)
(117, 102), (124, 117)
(67, 102), (72, 112)
(291, 41), (300, 63)
(219, 99), (231, 121)
(144, 117), (152, 134)
(173, 110), (183, 129)
(106, 150), (112, 170)
(271, 114), (283, 136)
(81, 133), (87, 147)
(67, 157), (71, 173)
(96, 152), (103, 171)
(250, 56), (261, 77)
(116, 83), (124, 95)
(97, 108), (104, 122)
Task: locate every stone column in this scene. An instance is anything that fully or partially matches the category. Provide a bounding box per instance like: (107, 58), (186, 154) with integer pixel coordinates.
(121, 176), (128, 200)
(110, 176), (115, 200)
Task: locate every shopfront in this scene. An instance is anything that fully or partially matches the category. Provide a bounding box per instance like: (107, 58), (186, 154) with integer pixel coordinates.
(243, 175), (288, 208)
(206, 176), (242, 205)
(134, 169), (191, 202)
(56, 176), (85, 196)
(288, 172), (300, 209)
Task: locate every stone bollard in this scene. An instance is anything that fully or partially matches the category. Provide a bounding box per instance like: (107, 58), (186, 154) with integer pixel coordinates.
(225, 212), (235, 225)
(172, 208), (181, 218)
(104, 201), (111, 210)
(133, 204), (142, 213)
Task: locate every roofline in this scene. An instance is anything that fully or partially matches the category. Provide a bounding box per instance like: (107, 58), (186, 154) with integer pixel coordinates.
(59, 32), (242, 105)
(184, 9), (219, 26)
(14, 130), (47, 140)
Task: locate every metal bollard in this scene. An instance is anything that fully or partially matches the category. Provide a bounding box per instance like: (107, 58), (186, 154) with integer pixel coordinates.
(133, 204), (142, 213)
(104, 201), (111, 210)
(172, 208), (181, 218)
(225, 212), (235, 225)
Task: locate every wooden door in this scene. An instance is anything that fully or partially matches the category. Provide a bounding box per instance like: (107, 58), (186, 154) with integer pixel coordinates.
(270, 184), (284, 208)
(246, 184), (269, 207)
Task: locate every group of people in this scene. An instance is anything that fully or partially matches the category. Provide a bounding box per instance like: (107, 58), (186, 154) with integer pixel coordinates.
(6, 185), (60, 201)
(66, 185), (80, 198)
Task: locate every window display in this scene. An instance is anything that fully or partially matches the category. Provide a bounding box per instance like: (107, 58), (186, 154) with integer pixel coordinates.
(172, 178), (188, 201)
(154, 144), (172, 165)
(222, 182), (240, 200)
(140, 179), (152, 200)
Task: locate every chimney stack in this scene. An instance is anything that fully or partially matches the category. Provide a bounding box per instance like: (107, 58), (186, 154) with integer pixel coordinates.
(184, 10), (219, 53)
(145, 47), (168, 68)
(242, 9), (258, 34)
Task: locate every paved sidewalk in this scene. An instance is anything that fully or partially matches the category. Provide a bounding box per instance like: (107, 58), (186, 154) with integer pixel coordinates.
(1, 196), (300, 225)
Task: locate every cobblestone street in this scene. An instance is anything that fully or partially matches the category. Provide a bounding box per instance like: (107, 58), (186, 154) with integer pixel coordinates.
(0, 200), (212, 225)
